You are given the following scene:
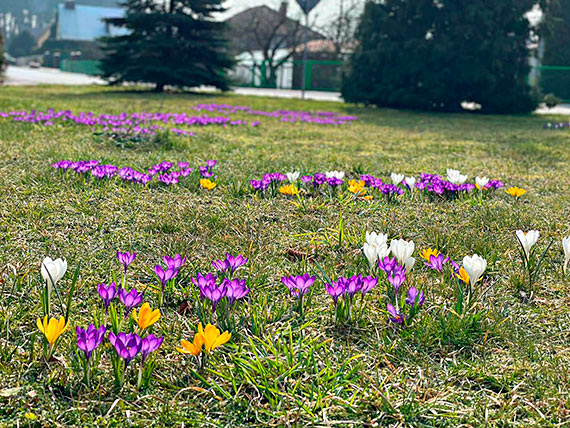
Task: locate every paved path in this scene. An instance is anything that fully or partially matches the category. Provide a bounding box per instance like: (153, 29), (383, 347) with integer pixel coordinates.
(4, 66), (570, 114)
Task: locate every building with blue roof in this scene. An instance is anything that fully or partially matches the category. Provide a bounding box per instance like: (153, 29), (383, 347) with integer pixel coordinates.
(55, 0), (127, 41)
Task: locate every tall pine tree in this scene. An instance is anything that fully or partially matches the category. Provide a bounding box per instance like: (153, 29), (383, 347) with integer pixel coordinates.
(343, 0), (538, 113)
(540, 0), (570, 100)
(100, 0), (234, 91)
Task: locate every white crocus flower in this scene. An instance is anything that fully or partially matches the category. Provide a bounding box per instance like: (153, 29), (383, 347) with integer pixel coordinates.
(404, 176), (416, 189)
(462, 254), (487, 285)
(363, 242), (389, 266)
(286, 171), (300, 183)
(41, 257), (67, 287)
(563, 235), (570, 273)
(365, 231), (388, 248)
(475, 176), (489, 189)
(325, 171), (345, 180)
(447, 168), (468, 185)
(390, 239), (415, 266)
(515, 230), (540, 261)
(404, 256), (415, 272)
(390, 173), (404, 185)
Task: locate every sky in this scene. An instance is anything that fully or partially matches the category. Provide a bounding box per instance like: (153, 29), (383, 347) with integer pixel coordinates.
(219, 0), (363, 25)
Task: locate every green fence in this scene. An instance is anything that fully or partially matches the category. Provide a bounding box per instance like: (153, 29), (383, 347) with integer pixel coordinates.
(233, 59), (343, 92)
(59, 59), (102, 76)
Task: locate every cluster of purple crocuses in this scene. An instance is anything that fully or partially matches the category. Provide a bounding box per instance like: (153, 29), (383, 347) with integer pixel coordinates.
(191, 253), (250, 312)
(0, 109), (258, 137)
(378, 257), (425, 324)
(193, 104), (358, 125)
(52, 159), (216, 187)
(249, 172), (345, 193)
(75, 251), (163, 387)
(414, 173), (503, 196)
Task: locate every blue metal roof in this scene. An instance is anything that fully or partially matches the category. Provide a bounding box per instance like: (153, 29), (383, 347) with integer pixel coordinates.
(57, 3), (128, 41)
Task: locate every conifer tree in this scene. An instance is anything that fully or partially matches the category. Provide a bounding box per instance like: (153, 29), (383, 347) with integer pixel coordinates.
(101, 0), (234, 91)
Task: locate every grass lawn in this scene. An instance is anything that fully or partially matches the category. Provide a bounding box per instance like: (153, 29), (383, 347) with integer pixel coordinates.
(0, 85), (569, 427)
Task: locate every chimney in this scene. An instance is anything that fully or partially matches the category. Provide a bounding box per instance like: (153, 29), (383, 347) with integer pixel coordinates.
(64, 0), (75, 10)
(279, 1), (288, 17)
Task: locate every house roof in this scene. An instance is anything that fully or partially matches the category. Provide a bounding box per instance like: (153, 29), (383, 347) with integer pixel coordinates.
(56, 3), (127, 41)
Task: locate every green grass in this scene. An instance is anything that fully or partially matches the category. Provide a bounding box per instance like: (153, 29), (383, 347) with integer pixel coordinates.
(0, 85), (570, 427)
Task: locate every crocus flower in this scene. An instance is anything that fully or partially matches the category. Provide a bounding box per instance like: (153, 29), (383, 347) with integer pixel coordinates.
(41, 257), (67, 286)
(404, 176), (416, 189)
(162, 254), (186, 271)
(76, 324), (106, 362)
(132, 303), (161, 330)
(425, 254), (447, 272)
(564, 235), (570, 273)
(191, 272), (217, 297)
(141, 334), (163, 363)
(200, 179), (217, 190)
(325, 170), (345, 180)
(390, 239), (415, 266)
(475, 176), (489, 190)
(386, 303), (404, 323)
(117, 251), (136, 272)
(420, 248), (439, 261)
(462, 254), (487, 285)
(226, 253), (248, 274)
(279, 184), (299, 195)
(446, 168), (468, 185)
(324, 279), (346, 307)
(281, 274), (315, 298)
(363, 242), (389, 266)
(378, 256), (398, 274)
(456, 267), (470, 284)
(37, 315), (67, 345)
(212, 259), (230, 272)
(109, 332), (142, 366)
(506, 186), (526, 199)
(286, 171), (300, 182)
(345, 274), (363, 300)
(387, 267), (406, 293)
(223, 278), (250, 306)
(177, 323), (231, 356)
(155, 265), (178, 289)
(366, 231), (388, 248)
(119, 287), (143, 313)
(360, 276), (378, 296)
(201, 280), (227, 312)
(405, 287), (425, 308)
(97, 282), (117, 312)
(390, 172), (404, 185)
(516, 230), (540, 261)
(404, 257), (415, 272)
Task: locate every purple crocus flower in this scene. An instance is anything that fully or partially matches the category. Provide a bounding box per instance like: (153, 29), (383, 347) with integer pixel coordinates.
(378, 256), (398, 274)
(162, 254), (186, 271)
(97, 282), (117, 312)
(212, 259), (230, 272)
(405, 287), (425, 309)
(360, 276), (378, 296)
(281, 274), (315, 298)
(425, 254), (448, 272)
(191, 272), (217, 300)
(76, 324), (106, 362)
(141, 334), (164, 363)
(154, 265), (178, 290)
(225, 253), (248, 275)
(119, 287), (143, 313)
(387, 267), (406, 293)
(327, 177), (344, 187)
(300, 175), (313, 184)
(345, 274), (363, 300)
(206, 160), (217, 168)
(108, 332), (142, 366)
(387, 304), (404, 324)
(117, 251), (136, 272)
(324, 278), (346, 307)
(223, 278), (250, 306)
(313, 173), (326, 186)
(201, 280), (227, 312)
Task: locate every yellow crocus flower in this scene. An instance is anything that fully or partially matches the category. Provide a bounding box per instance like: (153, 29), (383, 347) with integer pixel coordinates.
(420, 248), (439, 261)
(278, 184), (299, 196)
(177, 323), (230, 356)
(456, 267), (470, 284)
(505, 186), (526, 199)
(200, 179), (217, 190)
(36, 315), (67, 345)
(132, 302), (161, 329)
